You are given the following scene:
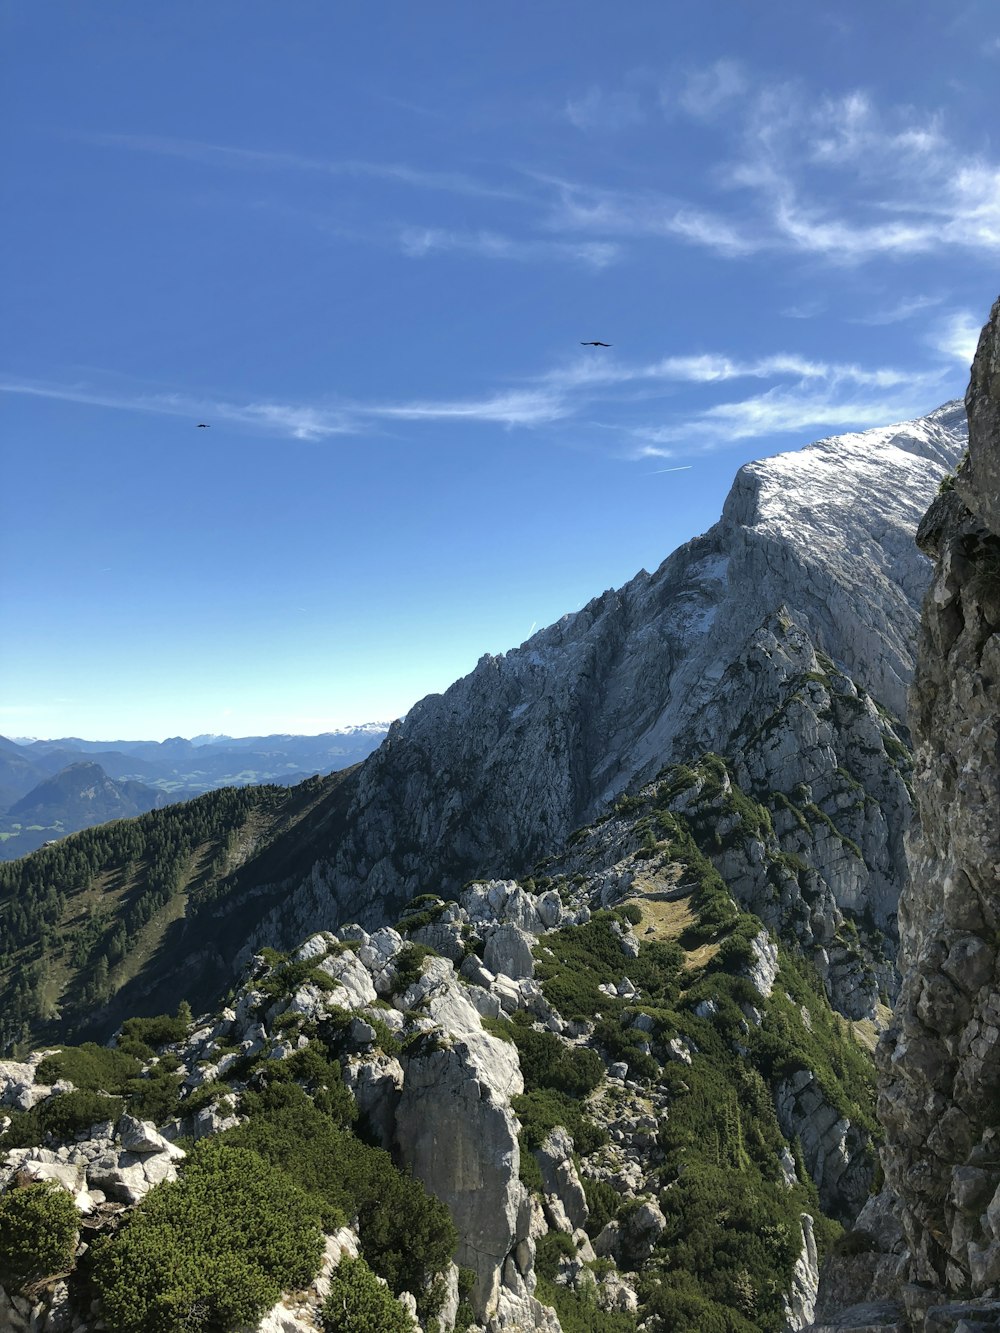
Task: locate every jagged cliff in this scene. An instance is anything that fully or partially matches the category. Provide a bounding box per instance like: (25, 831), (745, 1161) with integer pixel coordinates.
(876, 297), (1000, 1315)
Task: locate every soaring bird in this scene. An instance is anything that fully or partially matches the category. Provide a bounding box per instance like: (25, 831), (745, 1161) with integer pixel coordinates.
(580, 341), (611, 347)
(196, 423), (210, 428)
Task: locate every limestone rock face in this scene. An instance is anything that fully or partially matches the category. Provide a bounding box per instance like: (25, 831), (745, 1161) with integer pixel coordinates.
(394, 1030), (526, 1318)
(878, 297), (1000, 1297)
(240, 405), (965, 958)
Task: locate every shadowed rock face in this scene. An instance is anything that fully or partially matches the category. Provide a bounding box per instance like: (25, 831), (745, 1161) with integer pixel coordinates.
(878, 296), (1000, 1296)
(241, 406), (965, 964)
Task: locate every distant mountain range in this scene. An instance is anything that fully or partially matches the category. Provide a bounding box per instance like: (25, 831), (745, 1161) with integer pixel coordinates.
(0, 726), (389, 860)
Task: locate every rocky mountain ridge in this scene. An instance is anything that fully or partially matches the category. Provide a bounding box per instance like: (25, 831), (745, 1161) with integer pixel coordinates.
(234, 403), (964, 1013)
(0, 403), (966, 1057)
(0, 774), (880, 1333)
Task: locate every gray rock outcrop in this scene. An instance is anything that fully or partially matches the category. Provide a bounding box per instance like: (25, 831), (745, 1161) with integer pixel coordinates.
(878, 297), (1000, 1300)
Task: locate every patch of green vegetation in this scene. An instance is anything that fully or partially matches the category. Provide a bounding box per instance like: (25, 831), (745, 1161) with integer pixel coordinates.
(534, 909), (682, 1021)
(396, 894), (448, 934)
(534, 1230), (577, 1280)
(508, 1010), (605, 1096)
(582, 1175), (626, 1238)
(650, 1015), (843, 1332)
(118, 1007), (191, 1053)
(257, 957), (341, 1002)
(753, 948), (878, 1135)
(320, 1256), (414, 1333)
(480, 1014), (516, 1043)
(513, 1087), (607, 1156)
(802, 804), (863, 860)
(225, 1085), (455, 1319)
(0, 1180), (78, 1293)
(36, 1042), (143, 1092)
(2, 1090), (123, 1147)
(769, 790), (810, 832)
(250, 1038), (358, 1124)
(91, 1138), (324, 1333)
(535, 1275), (637, 1333)
(392, 942), (436, 991)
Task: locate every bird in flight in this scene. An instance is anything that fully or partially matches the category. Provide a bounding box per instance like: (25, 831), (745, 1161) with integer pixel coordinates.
(580, 341), (611, 347)
(196, 423), (210, 428)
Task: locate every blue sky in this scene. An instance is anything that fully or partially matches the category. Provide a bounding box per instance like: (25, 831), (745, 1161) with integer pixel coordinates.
(2, 1), (998, 740)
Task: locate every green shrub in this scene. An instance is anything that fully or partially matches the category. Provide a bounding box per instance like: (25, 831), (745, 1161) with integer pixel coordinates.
(392, 943), (435, 991)
(638, 1269), (751, 1333)
(509, 1013), (604, 1097)
(2, 1090), (123, 1148)
(258, 957), (342, 1002)
(0, 1182), (78, 1292)
(259, 1040), (357, 1126)
(535, 1230), (577, 1280)
(118, 1011), (189, 1051)
(321, 1256), (413, 1333)
(535, 912), (648, 1020)
(583, 1176), (624, 1238)
(223, 1087), (456, 1314)
(480, 1015), (516, 1044)
(91, 1139), (324, 1333)
(534, 1275), (637, 1333)
(592, 1015), (660, 1083)
(123, 1064), (184, 1123)
(177, 1080), (233, 1118)
(513, 1088), (607, 1156)
(36, 1044), (143, 1093)
(454, 1266), (477, 1333)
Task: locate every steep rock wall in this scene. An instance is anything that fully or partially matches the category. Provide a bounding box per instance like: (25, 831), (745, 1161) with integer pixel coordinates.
(878, 297), (1000, 1297)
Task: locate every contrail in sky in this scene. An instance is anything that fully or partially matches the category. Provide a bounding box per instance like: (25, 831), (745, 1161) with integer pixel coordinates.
(648, 464), (694, 473)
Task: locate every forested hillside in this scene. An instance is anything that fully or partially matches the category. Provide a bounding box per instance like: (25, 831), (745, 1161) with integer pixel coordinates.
(0, 772), (354, 1054)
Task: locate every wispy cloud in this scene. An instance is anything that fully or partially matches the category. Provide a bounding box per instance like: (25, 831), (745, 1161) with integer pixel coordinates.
(631, 379), (947, 456)
(671, 58), (747, 119)
(3, 332), (947, 456)
(83, 132), (523, 202)
(564, 85), (645, 131)
(539, 349), (920, 394)
(546, 72), (1000, 265)
(398, 226), (620, 268)
(0, 376), (569, 434)
(930, 309), (984, 364)
(538, 175), (760, 257)
(361, 389), (569, 427)
(0, 378), (355, 440)
(852, 293), (944, 325)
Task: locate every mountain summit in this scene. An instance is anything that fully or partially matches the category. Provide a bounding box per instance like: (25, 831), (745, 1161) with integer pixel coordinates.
(200, 403), (967, 1007)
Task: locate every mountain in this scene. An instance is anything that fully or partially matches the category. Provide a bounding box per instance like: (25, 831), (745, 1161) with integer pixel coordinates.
(0, 401), (966, 1054)
(0, 773), (879, 1333)
(0, 726), (391, 850)
(0, 762), (169, 860)
(231, 402), (965, 999)
(0, 387), (981, 1333)
(4, 727), (390, 795)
